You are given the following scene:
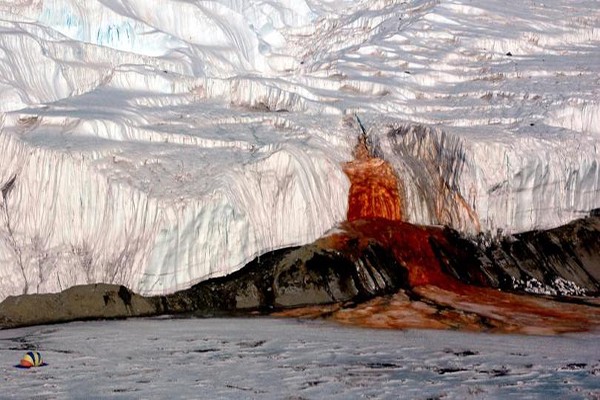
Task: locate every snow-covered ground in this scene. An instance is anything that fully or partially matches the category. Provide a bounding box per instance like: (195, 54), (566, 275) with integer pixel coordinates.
(0, 318), (599, 399)
(0, 0), (599, 299)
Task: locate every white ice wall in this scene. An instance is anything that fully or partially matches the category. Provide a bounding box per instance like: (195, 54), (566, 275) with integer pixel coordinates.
(0, 111), (350, 298)
(0, 117), (158, 298)
(0, 0), (599, 300)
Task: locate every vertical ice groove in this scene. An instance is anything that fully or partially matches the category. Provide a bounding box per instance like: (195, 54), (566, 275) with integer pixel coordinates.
(0, 129), (161, 298)
(547, 102), (600, 137)
(380, 122), (600, 235)
(36, 0), (175, 56)
(139, 144), (349, 295)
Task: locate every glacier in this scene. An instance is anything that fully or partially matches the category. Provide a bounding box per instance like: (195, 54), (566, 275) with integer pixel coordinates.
(0, 0), (599, 300)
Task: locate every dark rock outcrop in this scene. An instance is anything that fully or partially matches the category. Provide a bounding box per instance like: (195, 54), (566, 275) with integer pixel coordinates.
(0, 240), (408, 329)
(0, 284), (160, 329)
(159, 240), (408, 315)
(433, 216), (600, 296)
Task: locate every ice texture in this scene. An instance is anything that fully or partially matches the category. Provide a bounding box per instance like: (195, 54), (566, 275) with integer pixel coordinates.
(0, 0), (599, 299)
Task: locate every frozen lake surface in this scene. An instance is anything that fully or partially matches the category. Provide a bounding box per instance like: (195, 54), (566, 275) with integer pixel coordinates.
(1, 317), (599, 399)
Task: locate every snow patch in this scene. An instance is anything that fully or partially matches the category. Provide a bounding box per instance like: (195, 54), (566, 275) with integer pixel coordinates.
(511, 277), (587, 297)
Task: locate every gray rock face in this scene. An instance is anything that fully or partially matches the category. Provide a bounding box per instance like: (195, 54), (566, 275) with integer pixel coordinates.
(434, 216), (600, 296)
(160, 241), (408, 314)
(0, 284), (159, 329)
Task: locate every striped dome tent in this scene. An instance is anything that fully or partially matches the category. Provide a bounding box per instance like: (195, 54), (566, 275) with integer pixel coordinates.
(20, 351), (43, 368)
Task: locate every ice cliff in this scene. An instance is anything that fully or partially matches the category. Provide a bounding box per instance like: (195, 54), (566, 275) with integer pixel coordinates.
(0, 0), (598, 299)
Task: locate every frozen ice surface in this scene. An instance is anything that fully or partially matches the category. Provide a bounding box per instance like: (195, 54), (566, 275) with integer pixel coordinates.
(0, 318), (599, 399)
(0, 0), (599, 298)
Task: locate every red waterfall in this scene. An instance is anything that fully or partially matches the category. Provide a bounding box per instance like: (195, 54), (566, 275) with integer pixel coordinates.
(281, 134), (600, 334)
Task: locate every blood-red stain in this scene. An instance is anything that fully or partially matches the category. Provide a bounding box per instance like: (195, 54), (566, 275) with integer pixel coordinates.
(343, 135), (403, 222)
(278, 138), (600, 334)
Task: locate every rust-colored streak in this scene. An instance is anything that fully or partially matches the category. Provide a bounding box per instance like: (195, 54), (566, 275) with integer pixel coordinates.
(331, 284), (599, 335)
(318, 219), (453, 288)
(343, 137), (403, 221)
(279, 218), (600, 334)
(276, 136), (599, 335)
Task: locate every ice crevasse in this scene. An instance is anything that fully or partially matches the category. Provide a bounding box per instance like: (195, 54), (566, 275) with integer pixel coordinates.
(0, 0), (599, 299)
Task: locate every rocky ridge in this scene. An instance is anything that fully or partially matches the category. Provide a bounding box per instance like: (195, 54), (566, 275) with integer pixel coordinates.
(1, 215), (598, 332)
